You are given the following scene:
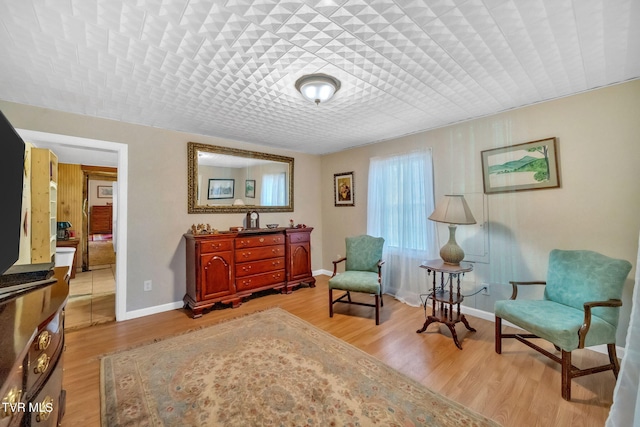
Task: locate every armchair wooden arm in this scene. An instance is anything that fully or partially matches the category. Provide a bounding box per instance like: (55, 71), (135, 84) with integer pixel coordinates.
(508, 280), (547, 300)
(331, 257), (347, 277)
(578, 299), (623, 348)
(377, 260), (385, 282)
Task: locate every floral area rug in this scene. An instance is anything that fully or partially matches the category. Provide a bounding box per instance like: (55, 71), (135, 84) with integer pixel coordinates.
(101, 308), (500, 426)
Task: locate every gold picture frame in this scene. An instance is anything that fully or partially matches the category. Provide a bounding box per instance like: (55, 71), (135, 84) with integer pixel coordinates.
(481, 138), (560, 194)
(334, 171), (354, 207)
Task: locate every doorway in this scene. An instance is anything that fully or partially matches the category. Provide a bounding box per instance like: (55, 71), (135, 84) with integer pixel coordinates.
(16, 128), (128, 324)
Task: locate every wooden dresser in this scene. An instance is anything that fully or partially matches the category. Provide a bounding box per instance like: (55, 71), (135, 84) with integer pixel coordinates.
(0, 267), (68, 427)
(89, 205), (112, 234)
(184, 227), (315, 318)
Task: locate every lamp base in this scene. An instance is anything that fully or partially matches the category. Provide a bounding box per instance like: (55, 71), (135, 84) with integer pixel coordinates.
(439, 224), (465, 266)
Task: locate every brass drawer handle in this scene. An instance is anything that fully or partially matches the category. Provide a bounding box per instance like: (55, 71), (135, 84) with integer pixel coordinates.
(1, 387), (22, 418)
(259, 238), (264, 243)
(242, 252), (251, 258)
(242, 266), (252, 271)
(37, 330), (51, 351)
(34, 354), (50, 374)
(35, 396), (54, 422)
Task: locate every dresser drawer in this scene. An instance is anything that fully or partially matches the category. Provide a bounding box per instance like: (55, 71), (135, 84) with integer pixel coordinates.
(26, 354), (63, 426)
(236, 257), (285, 277)
(26, 312), (64, 396)
(235, 245), (284, 262)
(0, 360), (24, 427)
(236, 234), (284, 249)
(199, 239), (233, 254)
(288, 231), (310, 243)
(236, 270), (285, 291)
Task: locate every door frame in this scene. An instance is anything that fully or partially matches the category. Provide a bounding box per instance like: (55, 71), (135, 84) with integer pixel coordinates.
(17, 129), (128, 321)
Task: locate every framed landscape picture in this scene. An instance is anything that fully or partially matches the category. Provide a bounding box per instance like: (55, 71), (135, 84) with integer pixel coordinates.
(334, 171), (354, 206)
(97, 185), (113, 198)
(208, 179), (234, 199)
(245, 179), (255, 198)
(481, 138), (559, 194)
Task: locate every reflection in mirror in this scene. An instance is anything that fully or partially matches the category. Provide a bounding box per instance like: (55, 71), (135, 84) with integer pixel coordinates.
(188, 142), (294, 214)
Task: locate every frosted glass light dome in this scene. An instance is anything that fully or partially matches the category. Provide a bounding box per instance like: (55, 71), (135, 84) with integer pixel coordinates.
(295, 74), (341, 105)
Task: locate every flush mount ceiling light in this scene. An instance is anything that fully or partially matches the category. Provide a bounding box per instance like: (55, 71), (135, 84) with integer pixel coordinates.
(295, 74), (341, 105)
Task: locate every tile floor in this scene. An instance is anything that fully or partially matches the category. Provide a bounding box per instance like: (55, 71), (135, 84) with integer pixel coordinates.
(65, 264), (116, 330)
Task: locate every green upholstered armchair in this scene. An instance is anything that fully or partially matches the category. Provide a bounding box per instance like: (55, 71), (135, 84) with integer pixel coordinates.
(495, 249), (632, 400)
(329, 235), (385, 325)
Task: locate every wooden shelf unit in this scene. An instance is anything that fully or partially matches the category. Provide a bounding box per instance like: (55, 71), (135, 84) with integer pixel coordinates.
(30, 148), (58, 264)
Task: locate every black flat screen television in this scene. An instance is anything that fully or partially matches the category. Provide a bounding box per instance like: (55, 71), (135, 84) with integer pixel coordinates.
(0, 110), (54, 295)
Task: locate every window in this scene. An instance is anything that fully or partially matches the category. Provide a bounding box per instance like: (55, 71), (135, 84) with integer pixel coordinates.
(260, 173), (286, 206)
(367, 149), (438, 305)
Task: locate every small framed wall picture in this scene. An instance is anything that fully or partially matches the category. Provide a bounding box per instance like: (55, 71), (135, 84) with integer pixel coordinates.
(97, 185), (113, 198)
(245, 179), (255, 198)
(208, 179), (235, 199)
(334, 171), (354, 207)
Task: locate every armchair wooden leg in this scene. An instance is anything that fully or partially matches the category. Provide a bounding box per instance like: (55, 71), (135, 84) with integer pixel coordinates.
(329, 288), (334, 318)
(561, 350), (572, 401)
(608, 343), (620, 378)
(375, 294), (380, 325)
(495, 317), (502, 354)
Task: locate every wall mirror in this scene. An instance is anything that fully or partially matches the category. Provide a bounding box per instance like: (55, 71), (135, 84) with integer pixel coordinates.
(188, 142), (294, 214)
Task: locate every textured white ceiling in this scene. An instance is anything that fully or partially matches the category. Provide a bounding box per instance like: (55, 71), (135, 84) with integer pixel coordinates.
(0, 0), (638, 155)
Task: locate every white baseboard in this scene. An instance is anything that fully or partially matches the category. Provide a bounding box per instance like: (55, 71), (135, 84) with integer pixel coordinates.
(314, 269), (332, 277)
(123, 300), (184, 321)
(459, 304), (626, 359)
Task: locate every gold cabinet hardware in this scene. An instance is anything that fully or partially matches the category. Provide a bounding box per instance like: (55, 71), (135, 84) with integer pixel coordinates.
(34, 354), (50, 374)
(35, 396), (54, 422)
(1, 387), (22, 418)
(36, 330), (51, 351)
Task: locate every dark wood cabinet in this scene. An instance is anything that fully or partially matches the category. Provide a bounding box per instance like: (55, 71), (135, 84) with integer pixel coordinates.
(184, 228), (314, 318)
(185, 234), (235, 317)
(0, 267), (68, 427)
(285, 228), (315, 290)
(90, 205), (112, 234)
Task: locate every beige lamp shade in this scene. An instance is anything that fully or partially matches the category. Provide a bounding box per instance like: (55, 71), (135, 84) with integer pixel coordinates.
(429, 195), (476, 265)
(428, 195), (476, 225)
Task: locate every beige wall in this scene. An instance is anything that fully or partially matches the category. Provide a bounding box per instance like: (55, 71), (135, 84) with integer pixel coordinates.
(0, 101), (323, 313)
(320, 80), (640, 345)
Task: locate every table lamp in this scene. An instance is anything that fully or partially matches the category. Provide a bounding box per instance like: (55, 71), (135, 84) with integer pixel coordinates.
(428, 195), (476, 265)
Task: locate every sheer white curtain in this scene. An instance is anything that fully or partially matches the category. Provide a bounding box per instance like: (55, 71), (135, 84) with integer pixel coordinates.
(606, 232), (640, 427)
(260, 173), (286, 206)
(367, 149), (438, 306)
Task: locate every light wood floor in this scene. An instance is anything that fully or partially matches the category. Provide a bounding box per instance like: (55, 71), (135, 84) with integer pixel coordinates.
(63, 275), (616, 427)
(65, 265), (116, 330)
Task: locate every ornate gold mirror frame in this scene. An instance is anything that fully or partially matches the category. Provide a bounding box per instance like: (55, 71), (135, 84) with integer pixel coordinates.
(188, 142), (294, 214)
